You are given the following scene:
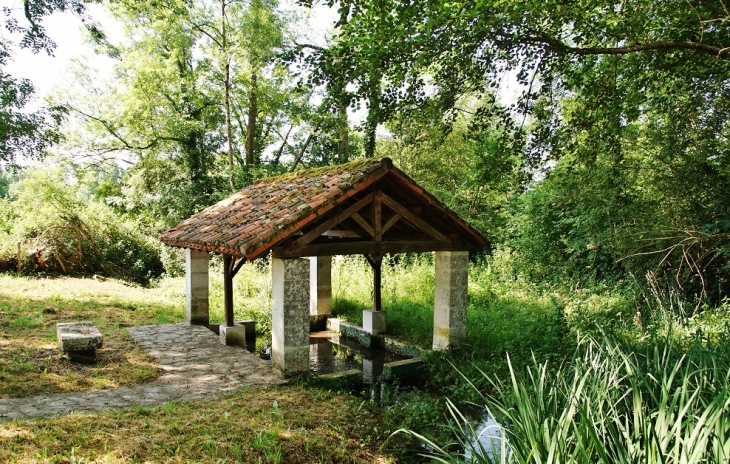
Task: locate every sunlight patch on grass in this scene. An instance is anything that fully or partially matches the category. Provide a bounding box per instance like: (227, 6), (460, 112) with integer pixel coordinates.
(0, 275), (177, 398)
(0, 386), (410, 463)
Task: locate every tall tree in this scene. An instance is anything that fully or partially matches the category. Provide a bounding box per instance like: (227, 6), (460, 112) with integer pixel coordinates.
(0, 0), (100, 162)
(326, 0), (730, 301)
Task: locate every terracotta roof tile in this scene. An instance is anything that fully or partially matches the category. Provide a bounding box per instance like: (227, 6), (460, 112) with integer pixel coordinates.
(160, 157), (490, 259)
(159, 158), (391, 259)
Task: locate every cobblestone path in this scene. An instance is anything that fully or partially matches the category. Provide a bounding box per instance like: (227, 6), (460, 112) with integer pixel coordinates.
(0, 324), (284, 422)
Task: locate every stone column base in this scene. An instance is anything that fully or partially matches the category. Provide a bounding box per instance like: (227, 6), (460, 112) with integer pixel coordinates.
(363, 310), (386, 335)
(219, 323), (248, 347)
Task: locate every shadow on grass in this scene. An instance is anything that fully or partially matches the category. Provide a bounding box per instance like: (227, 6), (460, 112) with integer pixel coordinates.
(0, 278), (185, 398)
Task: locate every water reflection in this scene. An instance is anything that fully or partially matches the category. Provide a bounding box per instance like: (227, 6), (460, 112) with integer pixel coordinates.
(309, 332), (408, 383)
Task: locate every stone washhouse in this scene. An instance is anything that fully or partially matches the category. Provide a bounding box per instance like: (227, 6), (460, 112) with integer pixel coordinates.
(159, 158), (490, 376)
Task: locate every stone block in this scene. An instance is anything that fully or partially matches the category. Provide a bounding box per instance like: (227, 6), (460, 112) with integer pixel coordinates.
(315, 369), (362, 390)
(363, 309), (386, 335)
(381, 358), (424, 381)
(433, 251), (468, 350)
(235, 320), (257, 338)
(326, 317), (341, 333)
(185, 248), (209, 326)
(272, 257), (310, 376)
(339, 321), (378, 348)
(381, 336), (424, 358)
(219, 324), (247, 348)
(57, 321), (103, 361)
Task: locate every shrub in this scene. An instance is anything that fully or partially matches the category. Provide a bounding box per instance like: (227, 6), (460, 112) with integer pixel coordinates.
(0, 167), (163, 284)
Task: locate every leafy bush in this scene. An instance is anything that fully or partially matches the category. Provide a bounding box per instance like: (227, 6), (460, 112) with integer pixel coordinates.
(0, 167), (163, 284)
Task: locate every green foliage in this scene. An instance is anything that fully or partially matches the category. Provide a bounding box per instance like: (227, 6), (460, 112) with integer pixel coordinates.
(199, 258), (274, 339)
(410, 335), (730, 463)
(307, 0), (730, 310)
(379, 112), (524, 242)
(0, 0), (93, 162)
(331, 254), (435, 346)
(0, 166), (163, 283)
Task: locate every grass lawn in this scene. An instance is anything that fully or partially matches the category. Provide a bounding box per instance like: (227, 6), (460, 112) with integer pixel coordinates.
(8, 256), (725, 462)
(0, 273), (418, 462)
(0, 385), (412, 463)
(0, 275), (186, 398)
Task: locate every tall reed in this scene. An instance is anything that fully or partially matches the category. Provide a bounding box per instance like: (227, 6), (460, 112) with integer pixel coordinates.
(404, 336), (730, 463)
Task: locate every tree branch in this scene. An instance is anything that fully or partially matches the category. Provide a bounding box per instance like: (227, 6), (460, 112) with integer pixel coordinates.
(524, 35), (730, 59)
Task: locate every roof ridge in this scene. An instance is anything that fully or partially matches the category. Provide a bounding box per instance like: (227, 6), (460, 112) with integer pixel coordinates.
(253, 157), (391, 186)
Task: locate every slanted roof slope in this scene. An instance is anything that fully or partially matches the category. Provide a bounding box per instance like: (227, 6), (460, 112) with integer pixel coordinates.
(159, 158), (489, 260)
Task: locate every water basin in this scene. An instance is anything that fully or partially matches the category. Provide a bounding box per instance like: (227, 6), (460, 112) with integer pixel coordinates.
(309, 331), (409, 383)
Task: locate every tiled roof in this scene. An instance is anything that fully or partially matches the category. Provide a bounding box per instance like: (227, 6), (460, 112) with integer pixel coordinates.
(159, 158), (489, 259)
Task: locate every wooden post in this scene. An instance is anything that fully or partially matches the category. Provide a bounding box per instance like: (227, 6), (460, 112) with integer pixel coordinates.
(365, 253), (384, 312)
(373, 256), (382, 312)
(223, 254), (234, 327)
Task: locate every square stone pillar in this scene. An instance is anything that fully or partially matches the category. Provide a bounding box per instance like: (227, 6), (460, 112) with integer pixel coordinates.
(272, 257), (310, 376)
(185, 248), (209, 326)
(309, 256), (332, 316)
(433, 251), (469, 350)
(363, 309), (386, 335)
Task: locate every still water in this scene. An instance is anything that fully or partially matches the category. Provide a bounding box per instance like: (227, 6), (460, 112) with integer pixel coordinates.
(309, 332), (409, 383)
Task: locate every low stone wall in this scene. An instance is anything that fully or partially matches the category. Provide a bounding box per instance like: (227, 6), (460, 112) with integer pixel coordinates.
(326, 318), (424, 357)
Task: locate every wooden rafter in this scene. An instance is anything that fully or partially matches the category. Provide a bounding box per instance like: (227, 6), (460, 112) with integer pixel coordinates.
(373, 190), (382, 241)
(294, 193), (375, 246)
(381, 213), (401, 234)
(272, 240), (465, 258)
(351, 212), (375, 237)
(380, 193), (450, 242)
(322, 230), (360, 238)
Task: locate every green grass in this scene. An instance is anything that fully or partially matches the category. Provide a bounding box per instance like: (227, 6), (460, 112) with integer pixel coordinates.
(206, 258), (273, 335)
(409, 335), (730, 463)
(0, 386), (413, 463)
(0, 275), (184, 398)
(5, 254), (730, 463)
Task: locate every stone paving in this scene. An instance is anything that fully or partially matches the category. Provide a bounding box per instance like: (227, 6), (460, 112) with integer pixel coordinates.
(0, 323), (284, 422)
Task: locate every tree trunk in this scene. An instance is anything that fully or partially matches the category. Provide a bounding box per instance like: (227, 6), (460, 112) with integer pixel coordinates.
(337, 97), (349, 163)
(246, 71), (258, 166)
(222, 0), (235, 192)
(364, 72), (380, 158)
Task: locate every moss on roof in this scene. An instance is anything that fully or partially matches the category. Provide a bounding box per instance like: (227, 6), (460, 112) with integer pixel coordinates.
(254, 158), (388, 186)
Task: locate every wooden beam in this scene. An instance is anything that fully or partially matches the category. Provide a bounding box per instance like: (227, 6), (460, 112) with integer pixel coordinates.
(231, 256), (247, 278)
(351, 212), (375, 237)
(381, 213), (401, 235)
(322, 230), (361, 238)
(294, 193), (375, 246)
(339, 217), (372, 240)
(223, 254), (235, 327)
(367, 253), (384, 311)
(387, 169), (490, 249)
(380, 193), (450, 242)
(272, 240), (465, 258)
(373, 191), (382, 241)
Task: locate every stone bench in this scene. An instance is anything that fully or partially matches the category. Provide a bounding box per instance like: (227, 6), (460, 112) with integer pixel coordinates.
(56, 321), (103, 362)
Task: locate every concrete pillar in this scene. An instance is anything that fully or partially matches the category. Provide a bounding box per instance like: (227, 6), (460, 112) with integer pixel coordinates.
(185, 248), (209, 326)
(272, 257), (310, 376)
(363, 309), (386, 335)
(433, 251), (468, 350)
(309, 256), (332, 316)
